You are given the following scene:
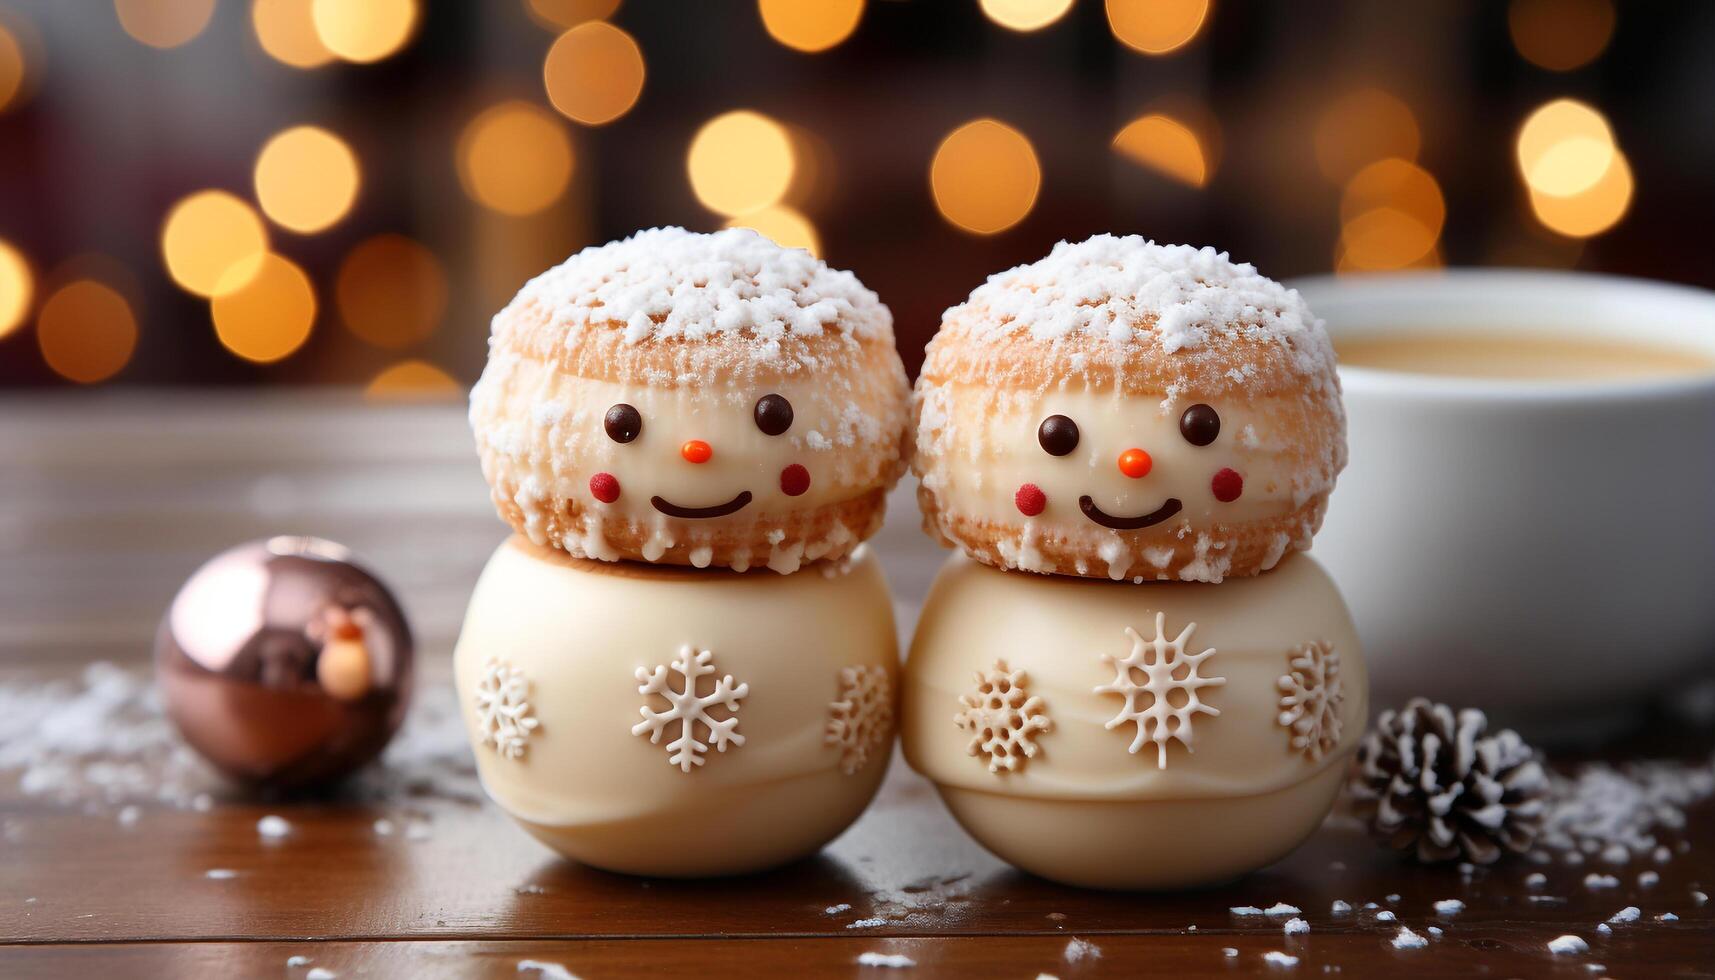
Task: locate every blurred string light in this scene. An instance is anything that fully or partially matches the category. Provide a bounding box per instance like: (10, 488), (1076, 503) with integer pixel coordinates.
(211, 252), (316, 363)
(0, 16), (29, 113)
(1336, 158), (1445, 272)
(36, 279), (137, 384)
(758, 0), (864, 52)
(252, 0), (334, 69)
(1106, 0), (1209, 55)
(981, 0), (1074, 32)
(687, 110), (795, 216)
(336, 234), (447, 349)
(543, 20), (645, 126)
(365, 359), (460, 400)
(930, 118), (1040, 235)
(1112, 112), (1210, 187)
(0, 239), (31, 338)
(254, 126), (360, 233)
(457, 101), (575, 216)
(114, 0), (216, 50)
(524, 0), (621, 32)
(1314, 88), (1420, 184)
(724, 206), (820, 256)
(160, 191), (269, 297)
(1508, 0), (1614, 72)
(310, 0), (417, 64)
(1516, 99), (1630, 238)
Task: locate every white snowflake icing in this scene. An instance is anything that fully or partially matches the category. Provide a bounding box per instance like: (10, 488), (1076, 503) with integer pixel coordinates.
(954, 660), (1052, 773)
(1095, 613), (1225, 768)
(1276, 640), (1345, 761)
(825, 665), (893, 775)
(632, 645), (749, 772)
(472, 658), (540, 759)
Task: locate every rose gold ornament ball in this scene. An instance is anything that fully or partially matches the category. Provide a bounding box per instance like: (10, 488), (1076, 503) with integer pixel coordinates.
(154, 536), (413, 790)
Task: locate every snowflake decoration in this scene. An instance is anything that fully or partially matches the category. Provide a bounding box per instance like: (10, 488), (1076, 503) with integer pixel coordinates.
(632, 645), (749, 772)
(472, 657), (540, 760)
(954, 660), (1051, 774)
(825, 665), (893, 775)
(1095, 613), (1225, 769)
(1276, 640), (1345, 760)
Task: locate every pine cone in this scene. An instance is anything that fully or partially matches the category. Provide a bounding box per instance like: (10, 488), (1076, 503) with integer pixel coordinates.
(1349, 698), (1549, 864)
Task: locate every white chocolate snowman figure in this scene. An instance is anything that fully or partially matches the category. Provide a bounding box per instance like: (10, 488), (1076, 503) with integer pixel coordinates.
(904, 236), (1369, 889)
(454, 228), (911, 876)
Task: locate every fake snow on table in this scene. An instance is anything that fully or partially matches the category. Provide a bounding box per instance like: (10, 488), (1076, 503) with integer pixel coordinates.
(472, 658), (540, 760)
(204, 868), (237, 880)
(1263, 951), (1299, 968)
(1607, 905), (1640, 924)
(826, 665), (893, 776)
(954, 660), (1051, 774)
(1096, 615), (1225, 768)
(306, 969), (336, 980)
(1283, 917), (1310, 936)
(1064, 938), (1102, 962)
(257, 814), (291, 839)
(1433, 899), (1464, 915)
(1330, 900), (1352, 914)
(632, 645), (748, 772)
(1276, 640), (1344, 760)
(1391, 926), (1428, 950)
(516, 960), (580, 980)
(856, 952), (916, 968)
(1547, 935), (1589, 955)
(1374, 910), (1396, 922)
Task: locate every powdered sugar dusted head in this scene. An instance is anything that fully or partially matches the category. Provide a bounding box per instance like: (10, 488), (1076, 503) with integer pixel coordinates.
(471, 227), (911, 573)
(912, 235), (1346, 582)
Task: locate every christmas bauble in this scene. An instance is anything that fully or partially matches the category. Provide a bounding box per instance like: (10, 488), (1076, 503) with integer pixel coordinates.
(155, 536), (413, 790)
(902, 551), (1367, 889)
(452, 536), (898, 877)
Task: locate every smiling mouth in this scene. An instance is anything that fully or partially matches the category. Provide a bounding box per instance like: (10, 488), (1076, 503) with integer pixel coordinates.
(1077, 495), (1183, 530)
(650, 491), (753, 519)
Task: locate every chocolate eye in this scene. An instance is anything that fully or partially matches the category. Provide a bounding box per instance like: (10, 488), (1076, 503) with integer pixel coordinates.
(604, 403), (642, 444)
(1037, 415), (1079, 456)
(1179, 403), (1220, 447)
(753, 393), (793, 436)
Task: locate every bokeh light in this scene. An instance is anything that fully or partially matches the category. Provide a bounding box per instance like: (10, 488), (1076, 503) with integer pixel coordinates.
(0, 239), (32, 338)
(1530, 148), (1632, 238)
(1106, 0), (1209, 55)
(252, 0), (335, 69)
(687, 110), (795, 217)
(981, 0), (1074, 32)
(160, 191), (270, 298)
(1314, 88), (1421, 183)
(254, 125), (361, 233)
(724, 205), (821, 257)
(114, 0), (216, 50)
(1112, 112), (1209, 187)
(0, 18), (28, 114)
(930, 118), (1040, 235)
(36, 279), (137, 384)
(336, 234), (447, 349)
(310, 0), (417, 64)
(1509, 0), (1614, 72)
(366, 359), (461, 400)
(1338, 158), (1445, 272)
(211, 252), (316, 363)
(456, 101), (576, 216)
(543, 20), (645, 126)
(1517, 99), (1614, 196)
(524, 0), (621, 31)
(758, 0), (864, 53)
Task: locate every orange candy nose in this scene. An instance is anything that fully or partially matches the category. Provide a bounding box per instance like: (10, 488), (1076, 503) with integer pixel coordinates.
(1117, 448), (1153, 479)
(681, 439), (713, 464)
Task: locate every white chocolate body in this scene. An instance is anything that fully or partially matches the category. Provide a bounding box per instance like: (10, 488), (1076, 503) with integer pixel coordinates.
(903, 552), (1366, 889)
(453, 537), (898, 877)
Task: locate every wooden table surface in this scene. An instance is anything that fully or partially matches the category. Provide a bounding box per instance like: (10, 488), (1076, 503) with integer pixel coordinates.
(2, 393), (1712, 979)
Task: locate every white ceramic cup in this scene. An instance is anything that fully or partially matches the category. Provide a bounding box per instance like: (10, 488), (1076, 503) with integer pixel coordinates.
(1292, 270), (1715, 732)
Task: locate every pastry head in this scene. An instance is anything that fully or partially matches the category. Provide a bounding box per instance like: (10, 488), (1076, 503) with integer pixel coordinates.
(472, 227), (910, 573)
(913, 235), (1346, 583)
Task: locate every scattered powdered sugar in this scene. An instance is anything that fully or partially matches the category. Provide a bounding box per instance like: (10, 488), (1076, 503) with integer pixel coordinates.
(825, 903), (853, 915)
(1538, 755), (1715, 861)
(1283, 917), (1309, 936)
(856, 952), (916, 969)
(1426, 926), (1444, 937)
(1547, 935), (1589, 955)
(1638, 870), (1660, 887)
(1231, 906), (1266, 916)
(516, 960), (579, 980)
(1657, 912), (1679, 922)
(373, 819), (395, 837)
(306, 969), (336, 980)
(1584, 874), (1619, 889)
(1064, 938), (1102, 962)
(1391, 926), (1428, 950)
(1374, 910), (1396, 922)
(1607, 906), (1640, 924)
(1385, 894), (1401, 903)
(1330, 900), (1351, 914)
(497, 227), (890, 346)
(1596, 923), (1612, 936)
(257, 815), (291, 839)
(1526, 873), (1548, 888)
(1263, 951), (1299, 968)
(204, 868), (237, 880)
(286, 955), (309, 967)
(1223, 948), (1239, 958)
(1693, 890), (1708, 906)
(847, 917), (887, 929)
(1433, 899), (1464, 915)
(1264, 903), (1302, 916)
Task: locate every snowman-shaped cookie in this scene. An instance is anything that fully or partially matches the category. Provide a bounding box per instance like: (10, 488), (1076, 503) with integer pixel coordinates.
(456, 228), (909, 876)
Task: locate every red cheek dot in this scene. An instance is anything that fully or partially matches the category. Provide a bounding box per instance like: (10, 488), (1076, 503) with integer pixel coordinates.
(1015, 483), (1047, 517)
(780, 463), (811, 497)
(589, 472), (621, 503)
(1211, 467), (1243, 503)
